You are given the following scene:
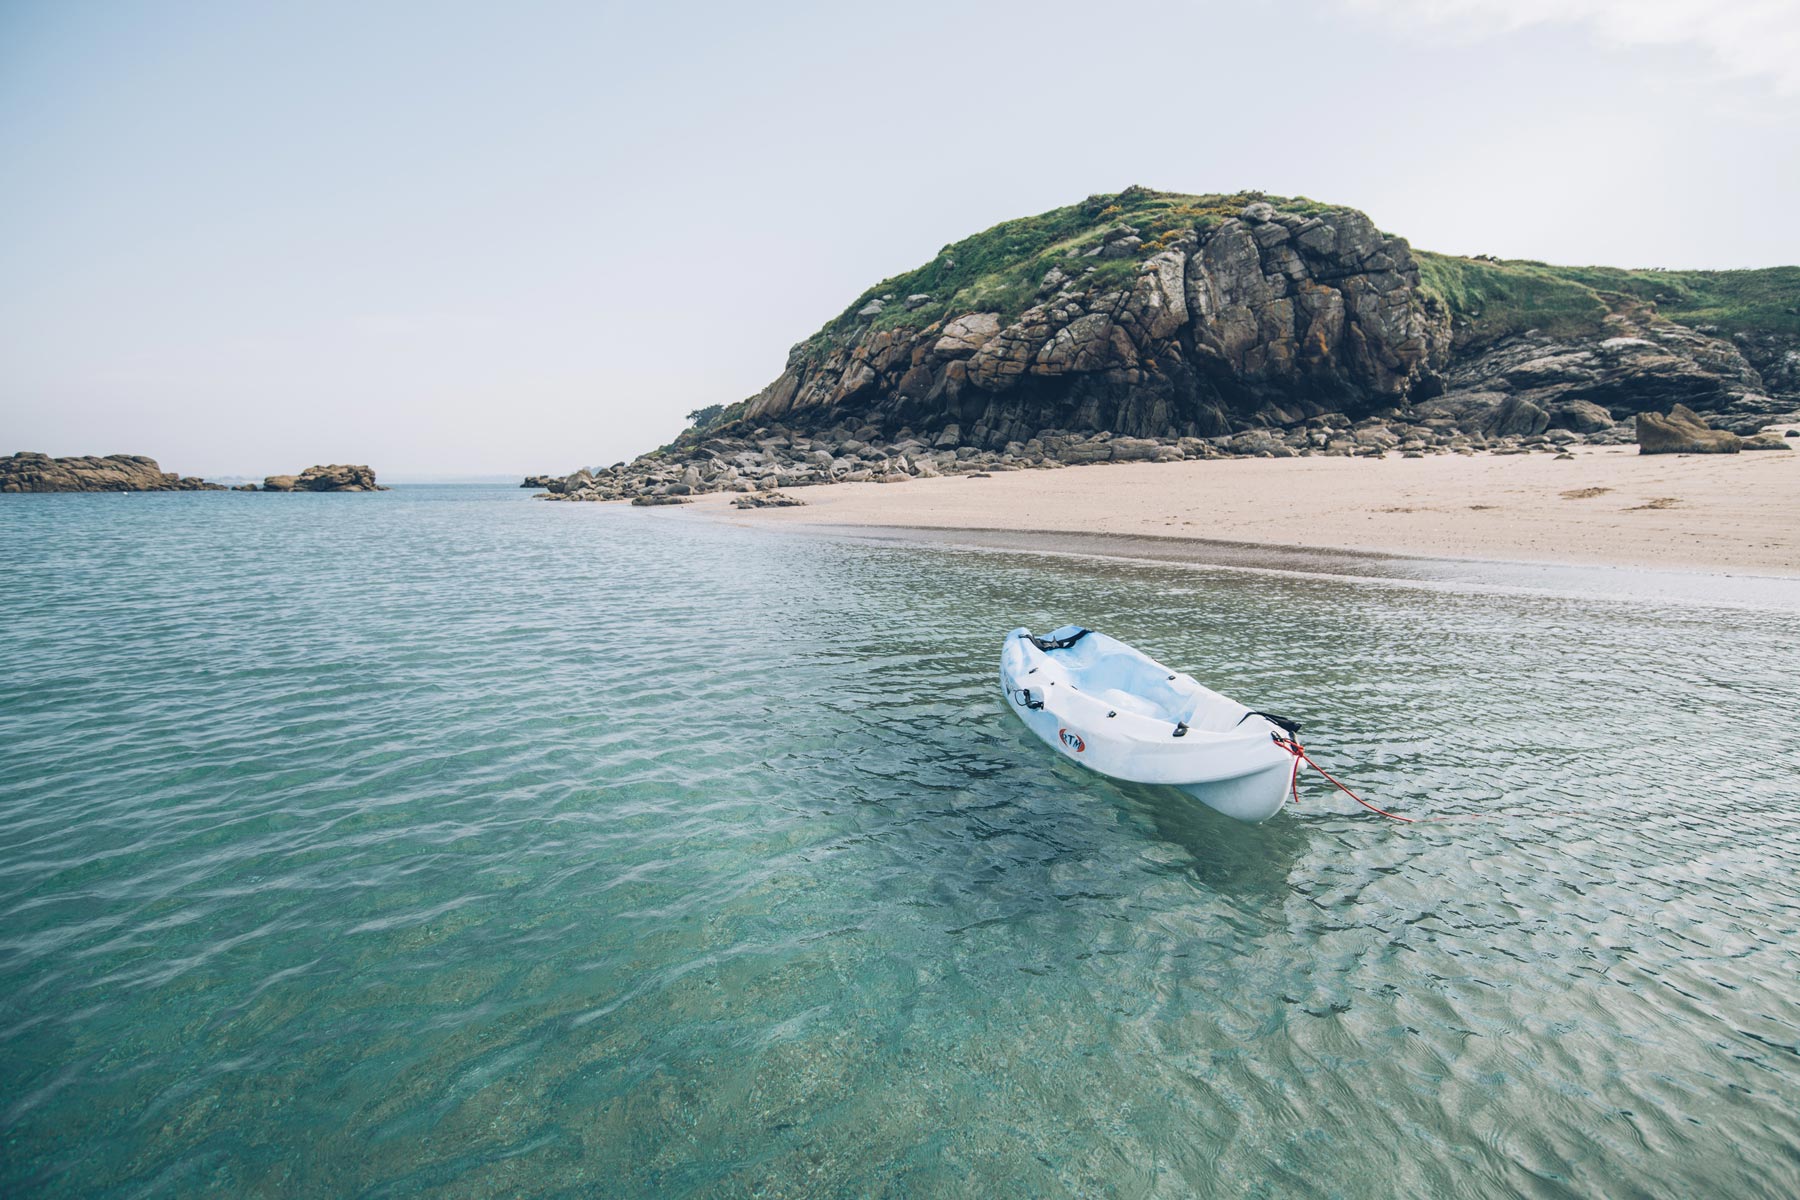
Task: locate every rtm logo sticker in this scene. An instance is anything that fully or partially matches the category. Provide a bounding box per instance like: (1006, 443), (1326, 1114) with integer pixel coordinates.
(1058, 728), (1085, 753)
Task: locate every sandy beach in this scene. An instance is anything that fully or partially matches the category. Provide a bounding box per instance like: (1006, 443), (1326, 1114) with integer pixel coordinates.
(692, 443), (1800, 576)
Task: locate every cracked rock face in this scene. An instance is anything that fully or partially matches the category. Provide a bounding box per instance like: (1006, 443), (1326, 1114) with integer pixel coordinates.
(742, 202), (1447, 447)
(1439, 312), (1780, 435)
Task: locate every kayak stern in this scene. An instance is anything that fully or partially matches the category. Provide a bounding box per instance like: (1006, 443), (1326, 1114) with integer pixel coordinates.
(1176, 758), (1295, 824)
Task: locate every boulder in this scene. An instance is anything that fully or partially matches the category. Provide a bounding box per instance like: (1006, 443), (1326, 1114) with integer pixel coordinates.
(1742, 433), (1793, 451)
(932, 314), (1001, 359)
(1547, 399), (1614, 434)
(1227, 429), (1287, 457)
(733, 491), (805, 508)
(1107, 437), (1162, 462)
(1635, 405), (1742, 454)
(1487, 396), (1551, 438)
(1058, 439), (1114, 464)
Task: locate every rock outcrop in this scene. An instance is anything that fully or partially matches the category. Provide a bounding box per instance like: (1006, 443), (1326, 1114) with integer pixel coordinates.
(742, 200), (1442, 444)
(262, 464), (387, 492)
(533, 189), (1797, 502)
(1, 452), (224, 493)
(1436, 313), (1779, 438)
(1635, 405), (1742, 454)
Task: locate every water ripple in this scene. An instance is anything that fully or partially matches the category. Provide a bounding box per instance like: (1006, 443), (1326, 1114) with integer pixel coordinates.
(1, 488), (1797, 1197)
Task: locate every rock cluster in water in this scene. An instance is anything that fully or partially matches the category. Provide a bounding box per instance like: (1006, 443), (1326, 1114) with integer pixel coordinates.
(0, 452), (225, 493)
(1, 453), (393, 494)
(261, 464), (387, 492)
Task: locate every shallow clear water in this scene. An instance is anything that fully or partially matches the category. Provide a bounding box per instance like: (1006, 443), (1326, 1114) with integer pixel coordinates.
(2, 487), (1797, 1198)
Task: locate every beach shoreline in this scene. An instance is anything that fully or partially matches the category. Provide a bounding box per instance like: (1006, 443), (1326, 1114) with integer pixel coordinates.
(684, 444), (1800, 578)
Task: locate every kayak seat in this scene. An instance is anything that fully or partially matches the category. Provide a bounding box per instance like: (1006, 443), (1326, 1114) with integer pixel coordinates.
(1017, 626), (1259, 734)
(1097, 688), (1169, 720)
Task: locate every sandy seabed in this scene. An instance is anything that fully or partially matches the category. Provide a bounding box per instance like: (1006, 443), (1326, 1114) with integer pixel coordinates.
(690, 443), (1800, 578)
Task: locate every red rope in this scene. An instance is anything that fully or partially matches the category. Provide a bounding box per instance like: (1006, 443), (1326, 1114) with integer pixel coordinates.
(1273, 736), (1415, 823)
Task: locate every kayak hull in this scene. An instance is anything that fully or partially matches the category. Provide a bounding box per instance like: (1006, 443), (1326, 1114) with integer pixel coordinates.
(1174, 762), (1295, 824)
(1000, 626), (1298, 824)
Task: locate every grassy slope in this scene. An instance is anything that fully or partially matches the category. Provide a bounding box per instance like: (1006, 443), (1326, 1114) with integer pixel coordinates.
(830, 187), (1798, 350)
(816, 186), (1338, 342)
(1416, 252), (1800, 345)
(1553, 264), (1800, 337)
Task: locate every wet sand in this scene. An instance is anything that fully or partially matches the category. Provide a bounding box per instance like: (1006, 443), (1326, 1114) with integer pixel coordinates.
(689, 444), (1800, 577)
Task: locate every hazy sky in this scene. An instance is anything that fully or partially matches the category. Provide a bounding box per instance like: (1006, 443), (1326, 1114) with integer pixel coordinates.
(3, 0), (1796, 478)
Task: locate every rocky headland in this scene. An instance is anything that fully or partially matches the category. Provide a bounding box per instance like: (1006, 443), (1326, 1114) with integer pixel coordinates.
(532, 188), (1799, 503)
(1, 452), (226, 493)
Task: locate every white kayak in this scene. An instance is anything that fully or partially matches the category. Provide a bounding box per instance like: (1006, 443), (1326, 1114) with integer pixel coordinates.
(999, 625), (1302, 823)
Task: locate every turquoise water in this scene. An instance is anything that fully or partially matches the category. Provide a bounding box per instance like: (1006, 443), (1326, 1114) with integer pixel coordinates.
(2, 487), (1797, 1198)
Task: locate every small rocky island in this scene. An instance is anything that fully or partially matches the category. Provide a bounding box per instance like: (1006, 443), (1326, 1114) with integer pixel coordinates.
(1, 452), (225, 493)
(2, 453), (390, 494)
(262, 464), (387, 492)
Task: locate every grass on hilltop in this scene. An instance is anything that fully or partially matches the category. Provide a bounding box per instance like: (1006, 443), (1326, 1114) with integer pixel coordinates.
(814, 186), (1341, 343)
(1553, 264), (1800, 337)
(820, 186), (1800, 351)
(1416, 252), (1800, 345)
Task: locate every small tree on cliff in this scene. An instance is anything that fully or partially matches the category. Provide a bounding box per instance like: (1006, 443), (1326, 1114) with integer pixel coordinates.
(685, 404), (725, 433)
